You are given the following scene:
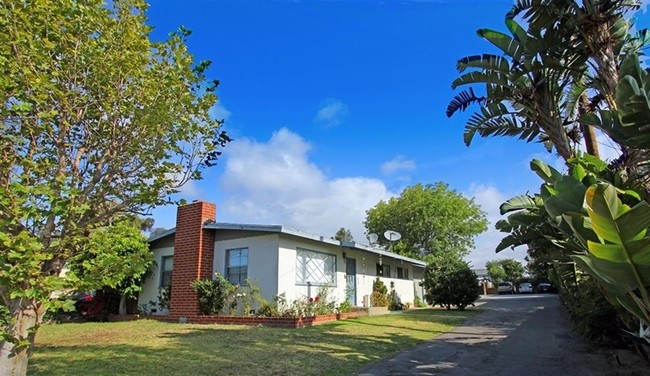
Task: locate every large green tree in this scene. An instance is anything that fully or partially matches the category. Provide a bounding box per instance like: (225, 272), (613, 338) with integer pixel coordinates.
(0, 1), (229, 373)
(486, 259), (525, 284)
(364, 183), (488, 260)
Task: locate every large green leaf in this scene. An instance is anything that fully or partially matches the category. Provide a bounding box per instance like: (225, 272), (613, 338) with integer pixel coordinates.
(499, 194), (541, 214)
(477, 28), (523, 61)
(583, 183), (650, 296)
(544, 175), (587, 219)
(456, 54), (510, 74)
(530, 159), (563, 184)
(571, 255), (629, 295)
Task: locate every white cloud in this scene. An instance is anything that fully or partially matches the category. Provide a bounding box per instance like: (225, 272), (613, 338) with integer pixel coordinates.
(314, 98), (349, 128)
(464, 184), (529, 269)
(381, 155), (416, 175)
(218, 127), (394, 242)
(210, 101), (232, 122)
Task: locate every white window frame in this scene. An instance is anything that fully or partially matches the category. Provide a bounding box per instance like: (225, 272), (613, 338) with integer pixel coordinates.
(296, 248), (336, 286)
(226, 248), (249, 285)
(160, 255), (173, 288)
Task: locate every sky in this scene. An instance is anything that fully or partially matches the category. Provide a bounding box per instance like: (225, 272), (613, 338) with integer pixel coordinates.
(145, 0), (649, 269)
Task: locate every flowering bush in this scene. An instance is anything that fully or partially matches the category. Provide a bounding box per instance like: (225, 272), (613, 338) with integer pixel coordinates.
(257, 286), (337, 318)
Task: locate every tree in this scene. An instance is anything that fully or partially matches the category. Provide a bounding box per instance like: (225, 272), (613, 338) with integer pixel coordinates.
(65, 216), (154, 315)
(333, 227), (354, 242)
(486, 259), (525, 284)
(447, 0), (646, 163)
(364, 183), (488, 260)
(0, 1), (229, 373)
(423, 258), (479, 310)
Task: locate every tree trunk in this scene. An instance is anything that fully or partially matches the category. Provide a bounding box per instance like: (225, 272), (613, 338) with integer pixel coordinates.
(579, 93), (600, 158)
(580, 122), (599, 158)
(119, 295), (127, 315)
(0, 303), (45, 376)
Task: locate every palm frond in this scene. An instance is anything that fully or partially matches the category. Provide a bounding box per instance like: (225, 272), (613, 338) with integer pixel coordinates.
(446, 88), (485, 118)
(506, 0), (536, 20)
(477, 29), (524, 62)
(451, 71), (509, 90)
(456, 54), (510, 74)
(464, 103), (533, 145)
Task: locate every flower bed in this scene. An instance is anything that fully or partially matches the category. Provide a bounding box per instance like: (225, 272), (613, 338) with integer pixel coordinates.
(108, 310), (368, 328)
(109, 310), (368, 328)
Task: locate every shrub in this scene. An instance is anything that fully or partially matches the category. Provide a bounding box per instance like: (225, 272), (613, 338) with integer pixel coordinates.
(387, 281), (403, 311)
(423, 258), (479, 310)
(190, 273), (233, 315)
(157, 285), (171, 311)
(370, 277), (388, 307)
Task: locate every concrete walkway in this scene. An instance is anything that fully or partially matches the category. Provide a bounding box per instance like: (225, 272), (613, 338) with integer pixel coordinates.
(357, 295), (639, 376)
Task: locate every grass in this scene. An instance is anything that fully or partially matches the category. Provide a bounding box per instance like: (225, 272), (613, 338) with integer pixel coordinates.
(29, 308), (480, 376)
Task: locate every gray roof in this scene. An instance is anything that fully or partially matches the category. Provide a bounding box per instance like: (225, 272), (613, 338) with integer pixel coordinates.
(148, 222), (426, 267)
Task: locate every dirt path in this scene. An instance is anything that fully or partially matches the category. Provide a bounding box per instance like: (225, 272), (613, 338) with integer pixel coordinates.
(357, 295), (643, 376)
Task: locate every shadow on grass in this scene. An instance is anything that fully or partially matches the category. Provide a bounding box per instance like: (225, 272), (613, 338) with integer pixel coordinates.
(30, 309), (481, 376)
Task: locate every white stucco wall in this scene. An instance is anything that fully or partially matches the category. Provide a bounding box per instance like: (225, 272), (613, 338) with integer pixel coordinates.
(137, 246), (173, 315)
(278, 237), (344, 303)
(351, 254), (419, 307)
(213, 234), (280, 301)
(139, 230), (426, 313)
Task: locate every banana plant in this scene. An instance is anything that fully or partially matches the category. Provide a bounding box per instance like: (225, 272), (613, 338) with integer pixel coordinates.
(570, 183), (650, 338)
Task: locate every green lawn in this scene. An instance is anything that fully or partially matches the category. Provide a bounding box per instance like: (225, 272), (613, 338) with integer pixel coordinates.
(30, 308), (479, 376)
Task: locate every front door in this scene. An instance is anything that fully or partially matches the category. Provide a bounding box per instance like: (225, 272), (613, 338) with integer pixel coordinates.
(345, 258), (357, 306)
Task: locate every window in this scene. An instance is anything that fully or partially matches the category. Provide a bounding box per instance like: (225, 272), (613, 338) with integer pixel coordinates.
(226, 248), (248, 285)
(160, 256), (173, 287)
(296, 249), (336, 285)
(376, 264), (391, 277)
(397, 267), (409, 280)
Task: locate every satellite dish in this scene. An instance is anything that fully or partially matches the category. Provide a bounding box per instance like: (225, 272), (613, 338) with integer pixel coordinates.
(384, 230), (402, 242)
(368, 233), (379, 244)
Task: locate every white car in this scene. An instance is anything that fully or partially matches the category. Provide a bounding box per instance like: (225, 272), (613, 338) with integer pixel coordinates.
(497, 282), (515, 294)
(518, 283), (533, 293)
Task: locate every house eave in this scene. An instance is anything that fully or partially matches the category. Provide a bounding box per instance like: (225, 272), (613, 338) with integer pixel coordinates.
(148, 222), (426, 268)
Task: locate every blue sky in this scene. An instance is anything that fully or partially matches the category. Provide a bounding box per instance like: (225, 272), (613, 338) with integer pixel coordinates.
(146, 0), (649, 268)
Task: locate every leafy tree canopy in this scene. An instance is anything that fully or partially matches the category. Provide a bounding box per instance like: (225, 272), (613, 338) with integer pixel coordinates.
(423, 258), (479, 310)
(364, 183), (488, 261)
(0, 0), (229, 373)
(486, 259), (525, 284)
(333, 227), (354, 242)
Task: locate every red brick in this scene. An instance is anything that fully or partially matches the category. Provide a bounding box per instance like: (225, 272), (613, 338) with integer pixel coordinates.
(170, 201), (217, 317)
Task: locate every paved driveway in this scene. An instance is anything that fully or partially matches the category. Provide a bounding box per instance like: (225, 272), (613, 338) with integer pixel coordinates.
(357, 295), (630, 376)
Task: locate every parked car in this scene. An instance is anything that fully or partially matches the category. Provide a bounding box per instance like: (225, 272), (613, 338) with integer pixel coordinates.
(497, 281), (515, 295)
(536, 283), (553, 293)
(518, 283), (533, 294)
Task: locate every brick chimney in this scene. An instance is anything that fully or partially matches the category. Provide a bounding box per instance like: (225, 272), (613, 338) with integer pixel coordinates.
(170, 201), (216, 317)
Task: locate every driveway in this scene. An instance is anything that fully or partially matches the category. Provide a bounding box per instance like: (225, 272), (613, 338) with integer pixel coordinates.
(357, 295), (638, 376)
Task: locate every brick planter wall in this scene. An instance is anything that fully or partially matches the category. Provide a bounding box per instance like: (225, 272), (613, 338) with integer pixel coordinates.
(109, 310), (369, 328)
(170, 201), (217, 317)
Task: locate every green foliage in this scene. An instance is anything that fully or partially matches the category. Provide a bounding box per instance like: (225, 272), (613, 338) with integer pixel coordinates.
(190, 274), (233, 315)
(66, 217), (153, 297)
(387, 282), (403, 311)
(0, 0), (229, 367)
(333, 228), (354, 242)
(370, 278), (389, 307)
(485, 259), (524, 284)
(555, 264), (625, 344)
(364, 183), (488, 260)
(157, 286), (171, 311)
(423, 259), (479, 310)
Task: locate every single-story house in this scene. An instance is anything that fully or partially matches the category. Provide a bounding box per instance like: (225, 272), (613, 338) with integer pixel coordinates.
(138, 201), (427, 318)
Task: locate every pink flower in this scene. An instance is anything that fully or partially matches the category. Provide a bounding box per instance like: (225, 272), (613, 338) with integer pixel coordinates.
(308, 297), (314, 303)
(315, 296), (320, 302)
